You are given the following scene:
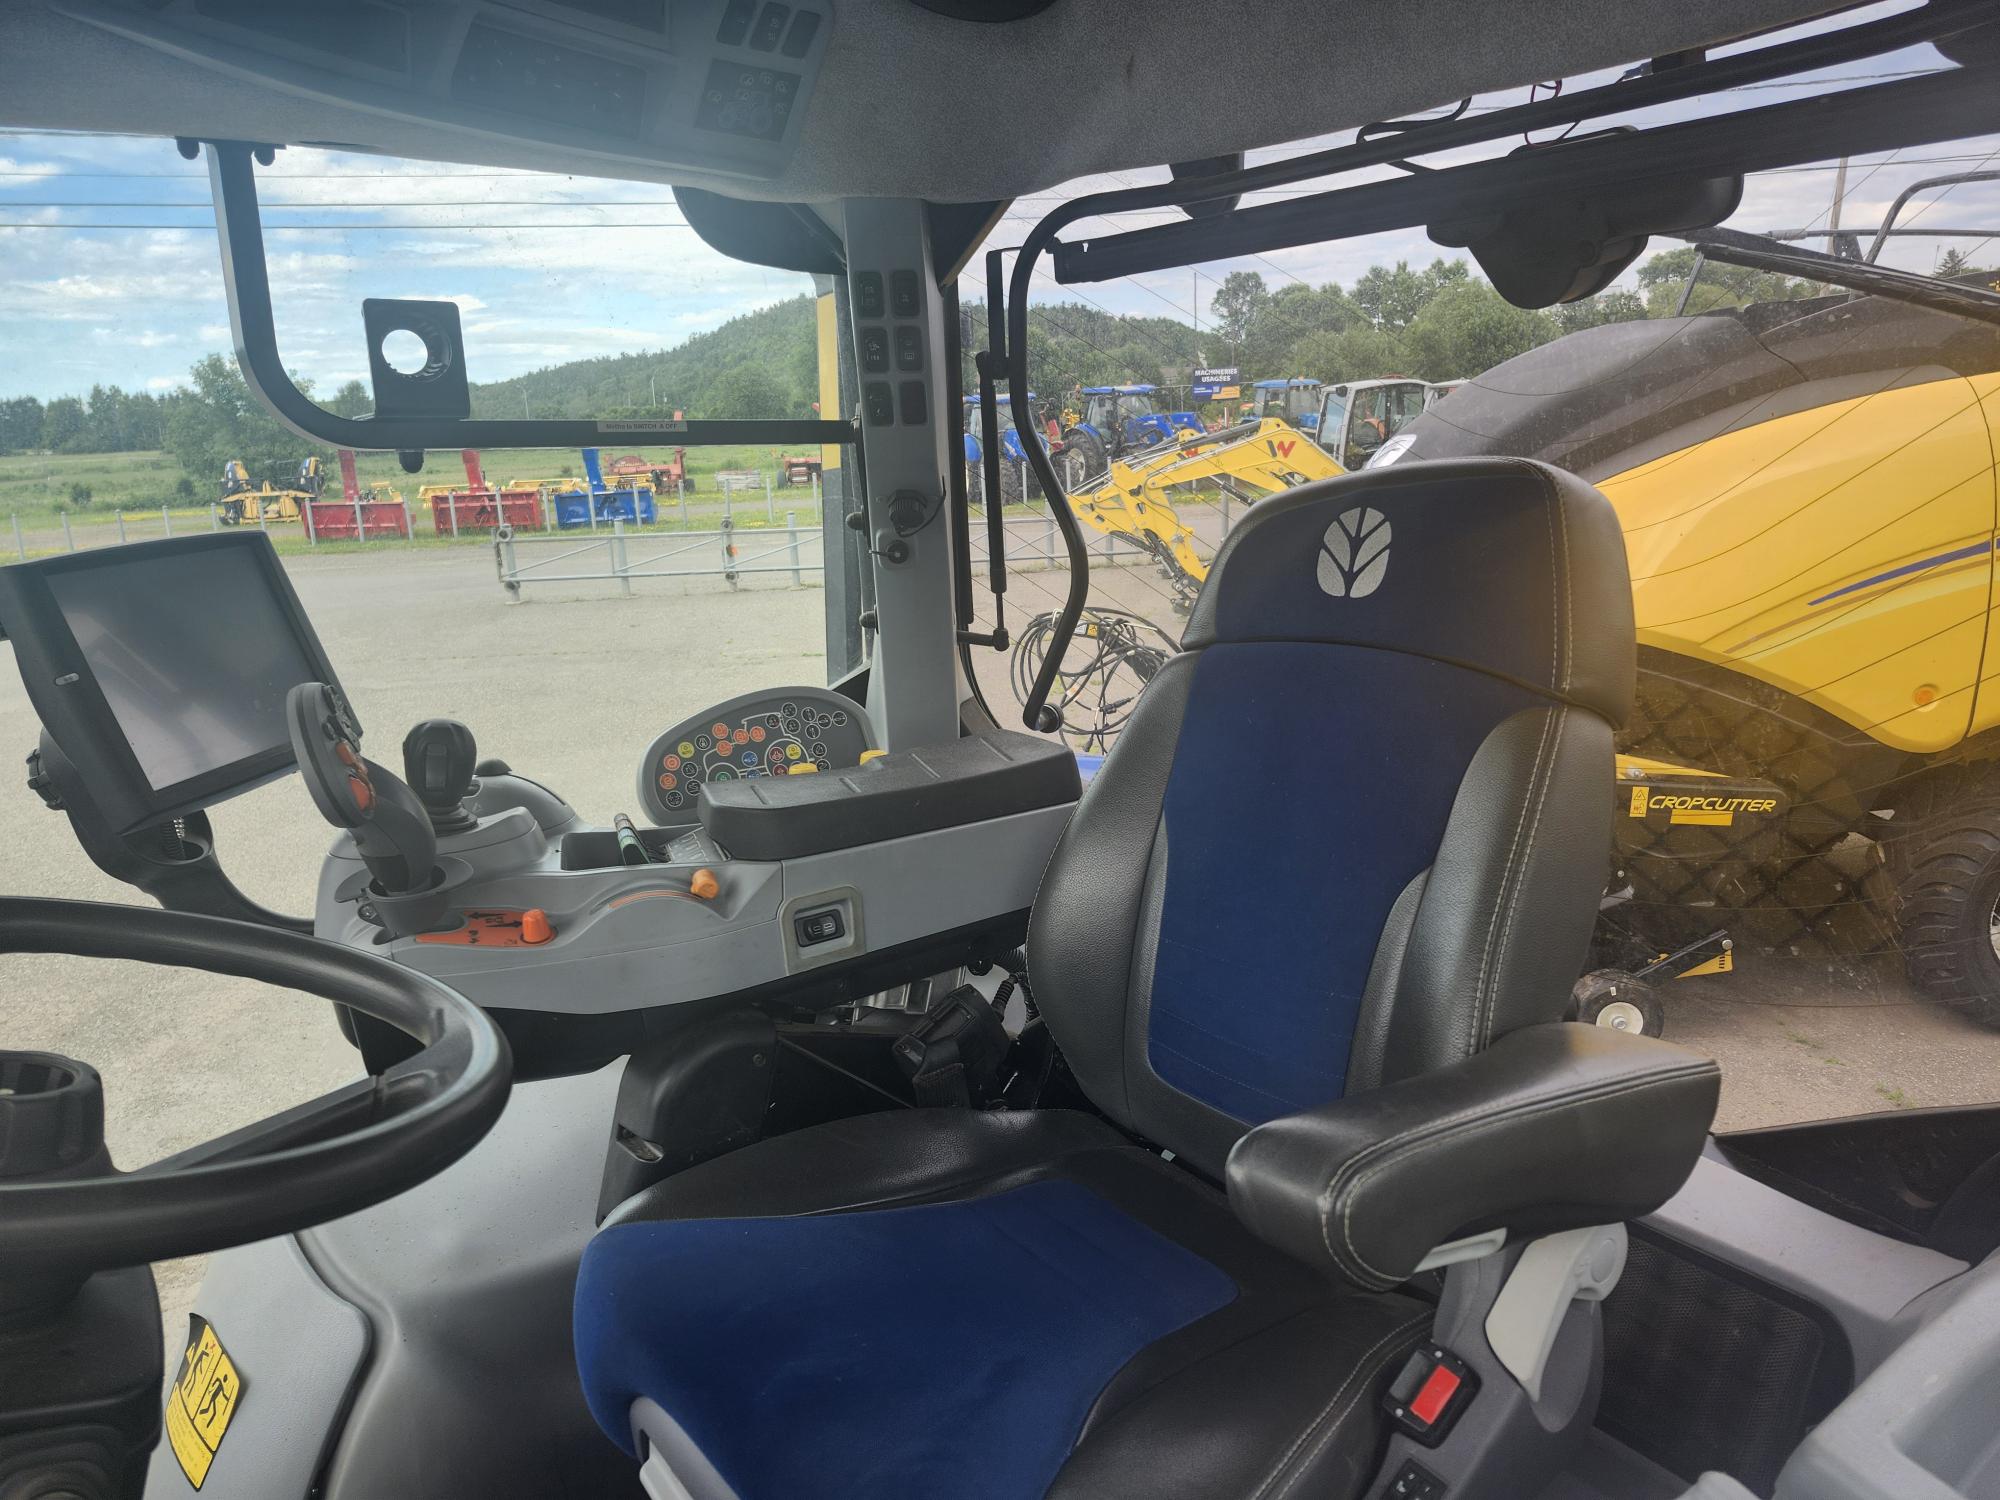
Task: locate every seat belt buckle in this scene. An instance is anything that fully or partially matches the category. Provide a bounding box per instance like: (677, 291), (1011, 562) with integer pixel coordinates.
(1383, 1343), (1479, 1447)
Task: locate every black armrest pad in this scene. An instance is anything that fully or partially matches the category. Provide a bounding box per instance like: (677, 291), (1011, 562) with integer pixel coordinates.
(1225, 1023), (1720, 1290)
(699, 731), (1080, 860)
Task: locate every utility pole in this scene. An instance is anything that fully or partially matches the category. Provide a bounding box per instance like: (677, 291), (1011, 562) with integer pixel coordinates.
(1828, 157), (1849, 235)
(522, 391), (530, 418)
(650, 374), (659, 408)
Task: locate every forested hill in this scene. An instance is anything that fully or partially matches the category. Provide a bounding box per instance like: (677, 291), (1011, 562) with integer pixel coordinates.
(469, 295), (820, 421)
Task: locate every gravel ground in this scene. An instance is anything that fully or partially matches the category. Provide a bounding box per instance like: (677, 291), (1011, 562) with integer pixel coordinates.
(4, 543), (1998, 1333)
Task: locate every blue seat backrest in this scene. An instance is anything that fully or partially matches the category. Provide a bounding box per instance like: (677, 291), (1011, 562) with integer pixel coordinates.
(1027, 458), (1634, 1176)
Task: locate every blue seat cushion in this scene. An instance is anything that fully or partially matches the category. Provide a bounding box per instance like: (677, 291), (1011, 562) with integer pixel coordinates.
(573, 1177), (1238, 1500)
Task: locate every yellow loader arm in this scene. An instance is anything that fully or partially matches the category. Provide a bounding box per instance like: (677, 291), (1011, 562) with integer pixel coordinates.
(1067, 418), (1346, 602)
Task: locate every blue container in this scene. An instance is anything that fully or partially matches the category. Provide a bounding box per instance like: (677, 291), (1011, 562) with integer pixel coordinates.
(598, 486), (657, 525)
(553, 486), (658, 528)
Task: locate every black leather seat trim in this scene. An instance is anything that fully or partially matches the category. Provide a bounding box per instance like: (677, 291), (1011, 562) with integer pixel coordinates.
(1226, 1024), (1722, 1291)
(1180, 458), (1635, 727)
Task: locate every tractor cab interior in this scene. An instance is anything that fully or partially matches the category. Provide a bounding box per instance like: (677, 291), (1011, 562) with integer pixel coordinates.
(3, 4), (2000, 1500)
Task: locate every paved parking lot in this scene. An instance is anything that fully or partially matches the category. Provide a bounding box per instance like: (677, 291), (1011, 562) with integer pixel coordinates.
(3, 545), (1998, 1327)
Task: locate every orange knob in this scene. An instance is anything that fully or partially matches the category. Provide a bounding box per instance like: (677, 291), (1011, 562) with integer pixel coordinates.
(520, 908), (553, 944)
(689, 868), (720, 901)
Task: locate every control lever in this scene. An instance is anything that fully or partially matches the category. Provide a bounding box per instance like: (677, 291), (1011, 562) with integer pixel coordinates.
(286, 684), (437, 898)
(403, 718), (480, 834)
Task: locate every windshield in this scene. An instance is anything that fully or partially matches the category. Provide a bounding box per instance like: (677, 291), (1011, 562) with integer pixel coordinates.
(0, 139), (858, 1323)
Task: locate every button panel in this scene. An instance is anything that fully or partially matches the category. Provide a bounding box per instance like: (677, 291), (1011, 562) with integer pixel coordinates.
(715, 0), (756, 45)
(859, 325), (891, 373)
(890, 269), (921, 317)
(893, 325), (924, 372)
(748, 2), (790, 50)
(1385, 1458), (1447, 1500)
(780, 9), (821, 56)
(864, 382), (895, 427)
(694, 60), (799, 142)
(899, 381), (928, 426)
(854, 271), (885, 319)
(794, 908), (846, 946)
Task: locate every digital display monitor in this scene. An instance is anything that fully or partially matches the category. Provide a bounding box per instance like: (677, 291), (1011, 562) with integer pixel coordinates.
(0, 532), (347, 834)
(48, 545), (318, 792)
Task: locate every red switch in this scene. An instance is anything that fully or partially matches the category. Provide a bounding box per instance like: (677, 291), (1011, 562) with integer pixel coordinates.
(1409, 1364), (1462, 1426)
(1383, 1344), (1477, 1447)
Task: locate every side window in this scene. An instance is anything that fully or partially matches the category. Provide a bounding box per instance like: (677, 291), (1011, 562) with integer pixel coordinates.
(1319, 397), (1349, 456)
(1390, 385), (1427, 433)
(1346, 388), (1392, 460)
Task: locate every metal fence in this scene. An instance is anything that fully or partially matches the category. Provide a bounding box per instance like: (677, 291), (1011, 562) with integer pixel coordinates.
(495, 513), (823, 599)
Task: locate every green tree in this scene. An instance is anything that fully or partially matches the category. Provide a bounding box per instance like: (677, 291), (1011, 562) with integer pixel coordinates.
(164, 353), (321, 490)
(40, 397), (85, 452)
(1634, 247), (1820, 318)
(1206, 271), (1269, 365)
(327, 379), (372, 418)
(1551, 288), (1648, 335)
(1288, 325), (1411, 384)
(1937, 247), (1973, 279)
(1351, 258), (1469, 332)
(704, 362), (785, 419)
(1248, 282), (1360, 376)
(1401, 281), (1557, 381)
(0, 396), (43, 453)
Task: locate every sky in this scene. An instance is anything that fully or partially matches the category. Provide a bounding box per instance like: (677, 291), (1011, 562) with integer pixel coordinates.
(1, 1), (1996, 404)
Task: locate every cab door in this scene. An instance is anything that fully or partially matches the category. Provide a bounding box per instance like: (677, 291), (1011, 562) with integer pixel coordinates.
(1314, 388), (1350, 463)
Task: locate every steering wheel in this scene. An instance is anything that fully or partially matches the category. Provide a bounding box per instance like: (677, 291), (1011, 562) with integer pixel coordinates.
(0, 896), (510, 1272)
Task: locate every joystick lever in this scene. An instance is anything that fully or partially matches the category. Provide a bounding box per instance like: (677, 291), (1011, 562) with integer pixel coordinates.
(403, 719), (480, 833)
(286, 684), (438, 899)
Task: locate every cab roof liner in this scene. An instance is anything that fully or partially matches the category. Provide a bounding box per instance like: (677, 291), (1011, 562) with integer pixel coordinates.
(3, 0), (1845, 203)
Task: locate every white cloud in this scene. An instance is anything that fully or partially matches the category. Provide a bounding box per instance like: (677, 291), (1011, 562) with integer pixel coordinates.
(145, 376), (178, 391)
(0, 155), (64, 183)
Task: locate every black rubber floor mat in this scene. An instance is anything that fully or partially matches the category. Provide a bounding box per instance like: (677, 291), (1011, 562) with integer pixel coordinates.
(1598, 1229), (1852, 1495)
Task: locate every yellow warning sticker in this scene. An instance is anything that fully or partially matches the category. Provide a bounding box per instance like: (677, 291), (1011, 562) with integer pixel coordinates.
(165, 1316), (243, 1489)
(1628, 786), (1647, 818)
(1680, 950), (1735, 977)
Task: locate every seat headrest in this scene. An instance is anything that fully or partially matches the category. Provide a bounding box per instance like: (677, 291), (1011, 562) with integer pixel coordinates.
(1181, 457), (1633, 725)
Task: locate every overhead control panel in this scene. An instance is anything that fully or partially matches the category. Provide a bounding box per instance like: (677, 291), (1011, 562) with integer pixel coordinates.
(58, 0), (833, 180)
(635, 686), (874, 823)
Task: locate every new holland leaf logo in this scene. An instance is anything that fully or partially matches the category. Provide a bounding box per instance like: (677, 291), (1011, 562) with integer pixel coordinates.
(1316, 506), (1391, 598)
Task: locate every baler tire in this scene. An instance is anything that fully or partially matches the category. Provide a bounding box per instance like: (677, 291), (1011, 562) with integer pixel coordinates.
(1894, 797), (2000, 1028)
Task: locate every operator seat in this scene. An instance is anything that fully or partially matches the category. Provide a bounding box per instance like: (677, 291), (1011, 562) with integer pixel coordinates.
(574, 459), (1698, 1500)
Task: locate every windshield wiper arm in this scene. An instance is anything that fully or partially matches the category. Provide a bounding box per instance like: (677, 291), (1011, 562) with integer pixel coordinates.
(1673, 226), (2000, 327)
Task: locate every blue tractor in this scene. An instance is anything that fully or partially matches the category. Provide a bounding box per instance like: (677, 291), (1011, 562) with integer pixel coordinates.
(962, 393), (1081, 504)
(1060, 384), (1203, 479)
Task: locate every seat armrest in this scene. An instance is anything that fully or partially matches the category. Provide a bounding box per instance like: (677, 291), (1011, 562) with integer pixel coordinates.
(1224, 1023), (1719, 1290)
